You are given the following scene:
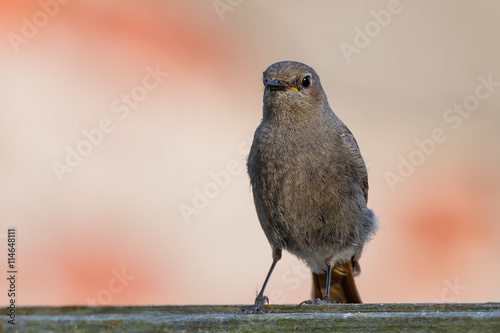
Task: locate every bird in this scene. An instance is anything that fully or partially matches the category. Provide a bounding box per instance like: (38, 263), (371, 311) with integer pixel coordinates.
(246, 61), (378, 313)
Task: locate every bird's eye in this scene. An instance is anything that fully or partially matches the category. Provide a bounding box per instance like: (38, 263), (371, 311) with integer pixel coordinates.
(302, 75), (311, 88)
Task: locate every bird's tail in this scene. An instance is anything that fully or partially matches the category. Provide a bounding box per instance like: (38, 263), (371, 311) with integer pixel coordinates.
(311, 260), (362, 303)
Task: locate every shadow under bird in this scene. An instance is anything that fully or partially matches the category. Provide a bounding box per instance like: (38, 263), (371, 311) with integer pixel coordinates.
(246, 61), (378, 313)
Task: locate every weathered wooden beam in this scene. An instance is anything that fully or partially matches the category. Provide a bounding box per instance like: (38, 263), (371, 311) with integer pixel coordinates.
(2, 303), (499, 332)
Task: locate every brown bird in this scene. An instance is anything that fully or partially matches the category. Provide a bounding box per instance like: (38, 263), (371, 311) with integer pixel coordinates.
(246, 61), (377, 313)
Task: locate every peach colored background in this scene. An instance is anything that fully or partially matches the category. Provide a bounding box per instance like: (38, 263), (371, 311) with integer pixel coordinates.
(1, 0), (499, 306)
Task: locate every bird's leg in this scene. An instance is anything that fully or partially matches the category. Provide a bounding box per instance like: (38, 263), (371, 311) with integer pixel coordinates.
(320, 264), (332, 303)
(299, 264), (333, 306)
(243, 248), (281, 314)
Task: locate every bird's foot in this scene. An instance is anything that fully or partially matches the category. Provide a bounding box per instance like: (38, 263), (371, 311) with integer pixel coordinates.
(240, 294), (269, 314)
(298, 295), (339, 307)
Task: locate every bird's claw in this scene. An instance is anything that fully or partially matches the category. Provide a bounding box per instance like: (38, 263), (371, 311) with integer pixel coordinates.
(241, 294), (269, 314)
(298, 299), (313, 306)
(298, 296), (336, 307)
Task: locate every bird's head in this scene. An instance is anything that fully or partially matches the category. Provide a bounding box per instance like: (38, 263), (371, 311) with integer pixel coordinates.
(262, 61), (330, 122)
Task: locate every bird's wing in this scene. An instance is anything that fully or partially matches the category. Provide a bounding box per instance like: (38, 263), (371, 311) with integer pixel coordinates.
(339, 127), (369, 203)
(338, 125), (369, 279)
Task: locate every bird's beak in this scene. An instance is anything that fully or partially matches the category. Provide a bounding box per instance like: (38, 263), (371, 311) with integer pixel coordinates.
(265, 80), (287, 91)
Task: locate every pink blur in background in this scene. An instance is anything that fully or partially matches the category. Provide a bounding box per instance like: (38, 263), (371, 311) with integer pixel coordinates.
(0, 0), (499, 306)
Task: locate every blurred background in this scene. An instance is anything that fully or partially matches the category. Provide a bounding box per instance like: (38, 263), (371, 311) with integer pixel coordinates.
(1, 0), (499, 306)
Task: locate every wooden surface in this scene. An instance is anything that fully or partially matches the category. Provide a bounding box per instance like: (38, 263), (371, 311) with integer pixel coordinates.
(2, 303), (499, 332)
